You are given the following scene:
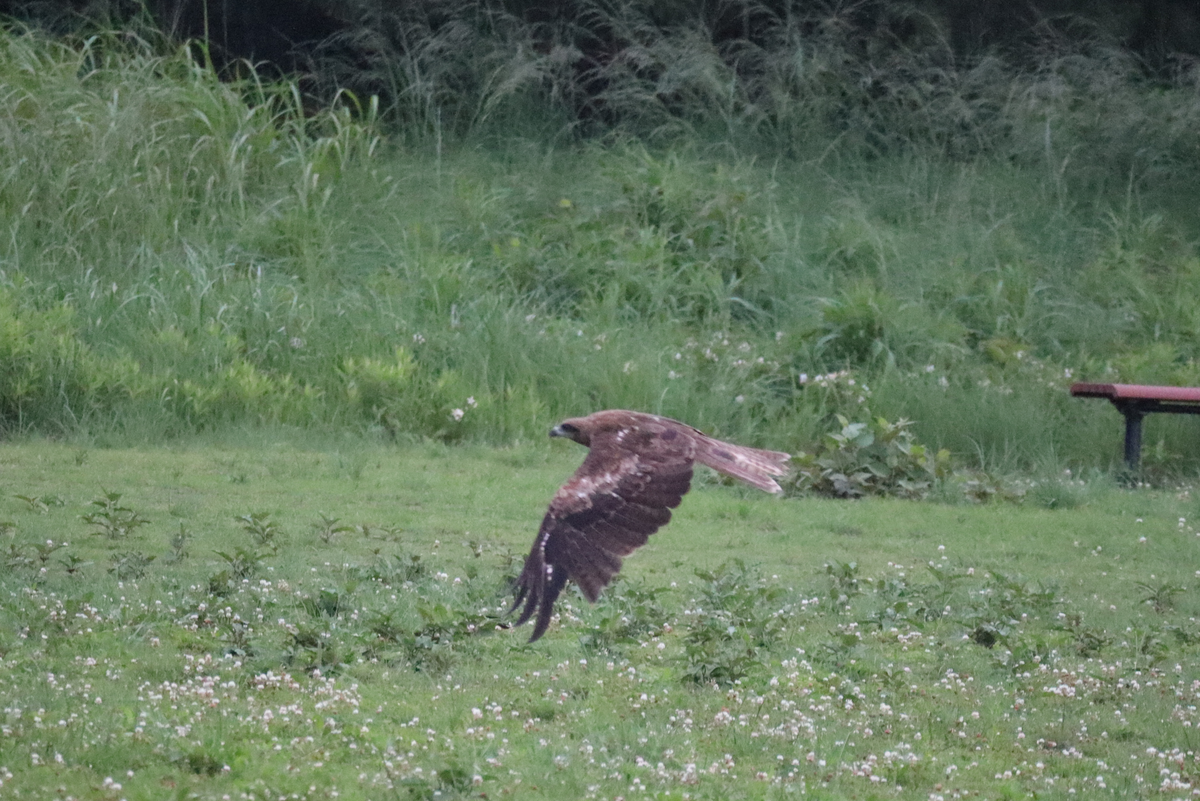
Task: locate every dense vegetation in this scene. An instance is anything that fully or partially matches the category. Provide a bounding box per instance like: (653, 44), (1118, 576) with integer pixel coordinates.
(2, 9), (1200, 477)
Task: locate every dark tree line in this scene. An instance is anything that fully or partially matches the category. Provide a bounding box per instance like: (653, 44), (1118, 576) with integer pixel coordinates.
(3, 1), (1198, 69)
(3, 0), (1198, 130)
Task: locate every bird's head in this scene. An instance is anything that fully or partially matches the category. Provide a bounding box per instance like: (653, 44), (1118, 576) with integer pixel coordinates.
(549, 417), (589, 446)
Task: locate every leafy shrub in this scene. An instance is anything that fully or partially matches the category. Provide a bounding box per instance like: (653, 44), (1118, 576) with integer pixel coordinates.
(4, 543), (35, 572)
(578, 576), (669, 652)
(679, 559), (791, 685)
(813, 283), (895, 367)
(283, 624), (352, 674)
(402, 601), (495, 673)
(171, 360), (311, 428)
(790, 416), (951, 499)
(340, 348), (417, 421)
(1136, 581), (1184, 614)
(0, 290), (151, 431)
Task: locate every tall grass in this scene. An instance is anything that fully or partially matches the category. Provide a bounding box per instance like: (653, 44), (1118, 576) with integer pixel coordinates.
(3, 15), (1200, 477)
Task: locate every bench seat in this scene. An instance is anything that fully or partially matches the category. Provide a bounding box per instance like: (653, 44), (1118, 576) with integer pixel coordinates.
(1070, 382), (1200, 471)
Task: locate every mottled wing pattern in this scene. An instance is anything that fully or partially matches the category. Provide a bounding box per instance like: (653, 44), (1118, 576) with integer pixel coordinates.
(512, 423), (695, 642)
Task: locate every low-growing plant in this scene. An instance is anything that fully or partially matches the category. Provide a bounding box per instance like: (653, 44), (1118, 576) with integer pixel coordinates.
(363, 609), (407, 661)
(207, 569), (235, 598)
(4, 543), (34, 571)
(82, 491), (150, 539)
(213, 546), (267, 581)
(1128, 626), (1171, 670)
(30, 539), (65, 566)
(1059, 612), (1113, 657)
(822, 560), (864, 612)
(217, 617), (254, 657)
(790, 416), (951, 499)
(950, 472), (1028, 505)
(679, 559), (790, 685)
(981, 569), (1060, 618)
(1136, 580), (1185, 613)
(109, 550), (155, 581)
(60, 553), (92, 576)
(392, 760), (477, 800)
(312, 514), (353, 544)
(403, 600), (494, 673)
(299, 585), (353, 618)
(235, 512), (283, 553)
(283, 624), (351, 673)
(165, 522), (191, 563)
(15, 494), (49, 513)
(355, 552), (428, 585)
(1027, 478), (1088, 510)
(579, 576), (670, 652)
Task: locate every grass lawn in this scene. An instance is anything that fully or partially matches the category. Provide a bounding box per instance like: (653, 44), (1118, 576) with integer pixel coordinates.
(2, 437), (1200, 799)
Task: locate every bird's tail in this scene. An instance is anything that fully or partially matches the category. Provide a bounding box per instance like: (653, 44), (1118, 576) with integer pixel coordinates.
(695, 437), (791, 493)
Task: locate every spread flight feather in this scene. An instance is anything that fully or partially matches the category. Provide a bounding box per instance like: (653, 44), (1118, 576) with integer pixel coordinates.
(511, 410), (791, 642)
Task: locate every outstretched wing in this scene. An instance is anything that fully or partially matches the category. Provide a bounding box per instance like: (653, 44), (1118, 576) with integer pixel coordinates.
(512, 423), (695, 642)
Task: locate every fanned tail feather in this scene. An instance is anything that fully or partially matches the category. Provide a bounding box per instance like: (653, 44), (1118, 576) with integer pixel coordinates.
(695, 438), (791, 493)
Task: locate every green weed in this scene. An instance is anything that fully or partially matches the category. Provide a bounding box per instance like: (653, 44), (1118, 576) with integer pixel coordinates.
(236, 512), (283, 552)
(165, 522), (192, 563)
(213, 546), (267, 582)
(108, 549), (155, 581)
(680, 559), (791, 685)
(81, 491), (150, 539)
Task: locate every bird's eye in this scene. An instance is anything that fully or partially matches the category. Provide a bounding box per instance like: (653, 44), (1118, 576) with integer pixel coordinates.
(559, 423), (578, 433)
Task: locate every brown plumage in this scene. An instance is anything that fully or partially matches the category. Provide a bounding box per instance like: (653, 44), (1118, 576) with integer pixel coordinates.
(511, 410), (791, 642)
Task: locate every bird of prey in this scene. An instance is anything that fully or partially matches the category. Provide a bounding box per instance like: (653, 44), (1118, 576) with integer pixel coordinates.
(511, 410), (791, 642)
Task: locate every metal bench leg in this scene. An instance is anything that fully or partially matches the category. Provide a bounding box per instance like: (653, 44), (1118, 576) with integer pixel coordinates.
(1120, 404), (1145, 474)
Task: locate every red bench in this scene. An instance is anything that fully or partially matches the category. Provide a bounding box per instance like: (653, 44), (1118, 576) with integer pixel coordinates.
(1070, 382), (1200, 471)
